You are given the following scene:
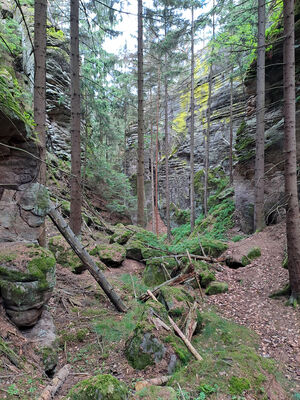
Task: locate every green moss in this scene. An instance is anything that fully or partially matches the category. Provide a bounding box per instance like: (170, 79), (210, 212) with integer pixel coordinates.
(164, 335), (191, 364)
(135, 385), (177, 400)
(170, 203), (190, 225)
(235, 120), (256, 161)
(47, 27), (65, 40)
(229, 376), (251, 395)
(169, 309), (289, 399)
(39, 346), (58, 373)
(67, 374), (128, 400)
(241, 247), (261, 266)
(205, 281), (228, 295)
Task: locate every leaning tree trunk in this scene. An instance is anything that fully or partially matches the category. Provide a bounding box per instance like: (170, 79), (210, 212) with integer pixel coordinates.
(254, 0), (266, 232)
(70, 0), (82, 236)
(190, 6), (195, 232)
(229, 71), (233, 185)
(34, 0), (47, 247)
(283, 0), (300, 303)
(48, 204), (127, 312)
(137, 0), (145, 227)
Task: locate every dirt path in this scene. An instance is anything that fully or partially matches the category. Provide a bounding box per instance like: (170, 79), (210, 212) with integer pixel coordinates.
(206, 222), (300, 391)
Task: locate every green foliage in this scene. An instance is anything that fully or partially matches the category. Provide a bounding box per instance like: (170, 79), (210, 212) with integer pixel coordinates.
(0, 16), (22, 56)
(0, 68), (34, 127)
(232, 235), (245, 242)
(229, 376), (251, 395)
(241, 247), (261, 266)
(169, 309), (288, 399)
(67, 374), (128, 400)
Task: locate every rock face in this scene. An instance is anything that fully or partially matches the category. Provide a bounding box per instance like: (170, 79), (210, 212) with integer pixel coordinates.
(125, 10), (300, 233)
(0, 243), (56, 327)
(0, 3), (71, 242)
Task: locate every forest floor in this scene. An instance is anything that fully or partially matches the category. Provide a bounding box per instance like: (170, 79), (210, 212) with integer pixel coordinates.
(0, 220), (299, 399)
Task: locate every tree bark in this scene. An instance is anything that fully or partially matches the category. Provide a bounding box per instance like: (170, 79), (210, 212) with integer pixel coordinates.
(283, 0), (300, 303)
(204, 2), (214, 217)
(34, 0), (47, 247)
(190, 6), (195, 232)
(137, 0), (145, 227)
(70, 0), (82, 236)
(229, 71), (233, 185)
(254, 0), (265, 231)
(48, 204), (127, 312)
(164, 24), (171, 241)
(155, 64), (161, 237)
(150, 90), (155, 233)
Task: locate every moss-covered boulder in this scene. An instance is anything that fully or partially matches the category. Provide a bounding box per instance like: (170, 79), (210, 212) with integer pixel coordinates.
(110, 224), (133, 245)
(0, 244), (56, 327)
(125, 301), (189, 372)
(189, 260), (216, 289)
(49, 235), (85, 274)
(90, 243), (126, 267)
(158, 287), (194, 319)
(66, 374), (128, 400)
(135, 385), (177, 400)
(205, 281), (228, 295)
(226, 246), (261, 269)
(143, 257), (177, 287)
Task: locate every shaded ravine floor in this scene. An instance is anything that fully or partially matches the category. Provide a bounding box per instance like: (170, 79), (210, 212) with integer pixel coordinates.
(206, 222), (300, 392)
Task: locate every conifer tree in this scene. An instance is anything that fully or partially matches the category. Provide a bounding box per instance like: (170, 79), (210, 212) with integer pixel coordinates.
(70, 0), (82, 236)
(254, 0), (266, 231)
(137, 0), (145, 227)
(283, 0), (300, 303)
(34, 0), (47, 246)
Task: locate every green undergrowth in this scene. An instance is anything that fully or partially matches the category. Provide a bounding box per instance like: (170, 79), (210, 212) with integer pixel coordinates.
(93, 304), (144, 344)
(169, 308), (291, 399)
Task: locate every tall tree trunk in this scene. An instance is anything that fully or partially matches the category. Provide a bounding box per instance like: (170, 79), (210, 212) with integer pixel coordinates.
(70, 0), (82, 236)
(34, 0), (47, 247)
(164, 26), (171, 241)
(155, 65), (161, 237)
(137, 0), (145, 227)
(204, 2), (215, 217)
(190, 6), (195, 232)
(254, 0), (266, 231)
(229, 71), (233, 185)
(283, 0), (300, 303)
(150, 90), (155, 233)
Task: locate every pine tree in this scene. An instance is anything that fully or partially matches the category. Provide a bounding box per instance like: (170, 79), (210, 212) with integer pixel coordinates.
(283, 0), (300, 303)
(254, 0), (266, 231)
(70, 0), (82, 236)
(137, 0), (145, 227)
(34, 0), (47, 246)
(190, 5), (195, 232)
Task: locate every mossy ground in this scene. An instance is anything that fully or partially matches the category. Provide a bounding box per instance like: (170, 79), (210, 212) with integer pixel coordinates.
(169, 308), (289, 399)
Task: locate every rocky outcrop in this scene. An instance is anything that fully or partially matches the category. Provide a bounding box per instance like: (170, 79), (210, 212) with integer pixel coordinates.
(125, 9), (300, 233)
(0, 243), (56, 327)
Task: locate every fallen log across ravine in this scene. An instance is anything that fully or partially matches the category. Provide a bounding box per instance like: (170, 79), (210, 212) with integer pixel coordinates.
(48, 202), (127, 313)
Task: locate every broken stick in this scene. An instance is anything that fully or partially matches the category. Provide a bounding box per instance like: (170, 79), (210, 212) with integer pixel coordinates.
(48, 203), (127, 313)
(146, 290), (203, 361)
(38, 364), (70, 400)
(135, 376), (170, 391)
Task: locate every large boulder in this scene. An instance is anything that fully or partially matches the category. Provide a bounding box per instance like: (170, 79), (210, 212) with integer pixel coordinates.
(49, 235), (85, 274)
(143, 257), (177, 287)
(0, 243), (56, 327)
(125, 301), (190, 372)
(66, 374), (128, 400)
(90, 243), (126, 268)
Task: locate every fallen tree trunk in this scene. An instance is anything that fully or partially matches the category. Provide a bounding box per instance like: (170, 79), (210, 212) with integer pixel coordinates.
(38, 364), (70, 400)
(48, 203), (127, 313)
(135, 376), (170, 391)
